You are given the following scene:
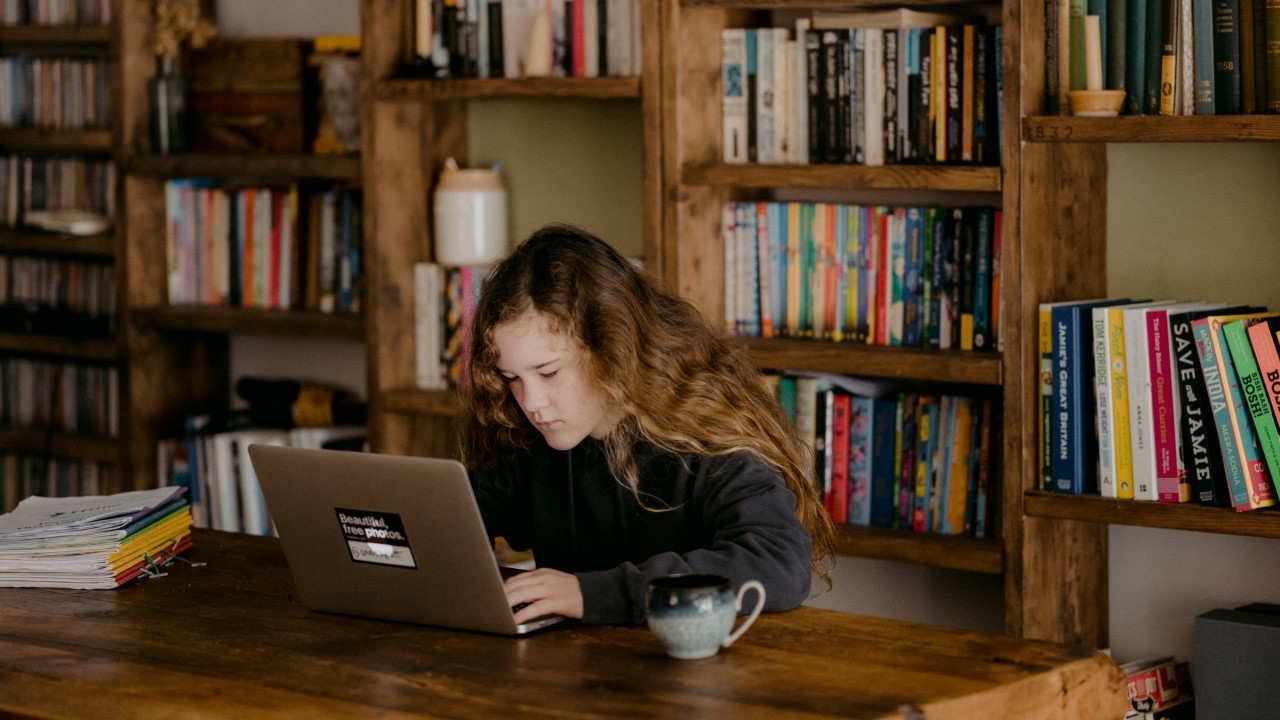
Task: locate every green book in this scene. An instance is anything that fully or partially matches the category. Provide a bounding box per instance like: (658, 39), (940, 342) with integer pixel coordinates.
(1223, 319), (1280, 483)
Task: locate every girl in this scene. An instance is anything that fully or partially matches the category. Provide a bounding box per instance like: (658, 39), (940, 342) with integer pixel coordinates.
(461, 224), (835, 625)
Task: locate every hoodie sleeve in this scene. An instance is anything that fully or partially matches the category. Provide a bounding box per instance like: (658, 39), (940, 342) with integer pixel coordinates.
(469, 461), (535, 552)
(575, 452), (814, 625)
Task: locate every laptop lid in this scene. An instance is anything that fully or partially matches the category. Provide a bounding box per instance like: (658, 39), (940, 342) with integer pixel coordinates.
(248, 444), (562, 635)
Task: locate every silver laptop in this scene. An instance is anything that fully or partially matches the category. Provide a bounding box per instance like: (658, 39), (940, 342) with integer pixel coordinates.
(248, 444), (565, 635)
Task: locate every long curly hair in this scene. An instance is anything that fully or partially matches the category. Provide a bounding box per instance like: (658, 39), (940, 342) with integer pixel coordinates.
(460, 224), (834, 587)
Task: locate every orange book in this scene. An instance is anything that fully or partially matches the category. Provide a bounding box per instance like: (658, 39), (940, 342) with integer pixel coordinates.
(241, 188), (255, 308)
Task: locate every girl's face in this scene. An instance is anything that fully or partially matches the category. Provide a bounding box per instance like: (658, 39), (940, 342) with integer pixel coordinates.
(492, 309), (618, 451)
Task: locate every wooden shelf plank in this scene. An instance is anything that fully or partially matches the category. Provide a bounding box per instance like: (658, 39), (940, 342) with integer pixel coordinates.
(131, 307), (364, 340)
(0, 332), (118, 360)
(742, 337), (1003, 385)
(0, 128), (111, 153)
(681, 0), (964, 7)
(380, 387), (461, 416)
(0, 226), (114, 257)
(0, 427), (120, 464)
(376, 76), (642, 101)
(834, 525), (1004, 574)
(0, 25), (112, 45)
(1022, 115), (1280, 143)
(127, 153), (362, 180)
(1025, 491), (1280, 539)
(683, 163), (1003, 193)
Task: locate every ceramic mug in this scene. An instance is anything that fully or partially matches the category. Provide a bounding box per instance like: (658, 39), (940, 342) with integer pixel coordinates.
(644, 574), (766, 660)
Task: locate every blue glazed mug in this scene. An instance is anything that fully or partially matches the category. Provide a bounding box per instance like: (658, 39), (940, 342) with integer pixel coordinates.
(644, 574), (766, 660)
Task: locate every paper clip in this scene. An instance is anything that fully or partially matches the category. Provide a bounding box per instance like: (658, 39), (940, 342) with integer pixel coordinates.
(140, 552), (168, 579)
(166, 537), (206, 567)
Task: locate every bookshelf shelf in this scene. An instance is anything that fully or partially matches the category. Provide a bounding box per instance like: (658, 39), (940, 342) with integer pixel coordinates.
(0, 128), (111, 153)
(834, 525), (1004, 574)
(375, 76), (642, 102)
(682, 163), (1003, 193)
(0, 25), (112, 45)
(127, 153), (362, 181)
(0, 332), (118, 361)
(0, 428), (120, 464)
(1025, 492), (1280, 540)
(743, 338), (1003, 385)
(130, 307), (365, 340)
(679, 0), (959, 8)
(1022, 115), (1280, 143)
(380, 387), (461, 416)
(0, 227), (115, 257)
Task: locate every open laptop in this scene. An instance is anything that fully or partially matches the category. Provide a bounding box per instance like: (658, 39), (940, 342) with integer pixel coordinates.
(247, 444), (565, 635)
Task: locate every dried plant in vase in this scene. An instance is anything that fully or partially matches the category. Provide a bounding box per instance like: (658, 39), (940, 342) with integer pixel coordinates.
(148, 0), (216, 154)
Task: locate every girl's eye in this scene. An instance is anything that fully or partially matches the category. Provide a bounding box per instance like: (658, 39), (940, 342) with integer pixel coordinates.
(540, 370), (558, 379)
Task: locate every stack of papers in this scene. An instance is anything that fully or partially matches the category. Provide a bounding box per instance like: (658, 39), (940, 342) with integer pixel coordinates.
(0, 486), (194, 589)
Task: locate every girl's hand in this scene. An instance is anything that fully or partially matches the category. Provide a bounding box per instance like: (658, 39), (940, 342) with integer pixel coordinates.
(504, 567), (584, 624)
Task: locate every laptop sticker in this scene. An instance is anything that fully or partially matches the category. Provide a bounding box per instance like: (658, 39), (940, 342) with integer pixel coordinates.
(335, 508), (418, 569)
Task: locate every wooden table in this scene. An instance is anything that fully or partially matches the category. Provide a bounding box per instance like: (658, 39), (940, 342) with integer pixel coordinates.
(0, 530), (1124, 719)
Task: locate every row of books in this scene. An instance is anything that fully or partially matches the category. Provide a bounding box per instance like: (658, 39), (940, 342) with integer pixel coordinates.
(414, 262), (489, 391)
(1046, 0), (1280, 114)
(1, 356), (117, 437)
(165, 180), (362, 315)
(1, 451), (114, 514)
(157, 421), (366, 536)
(0, 252), (116, 335)
(723, 201), (1002, 351)
(0, 56), (111, 130)
(0, 0), (111, 26)
(0, 155), (115, 229)
(1040, 298), (1280, 511)
(410, 0), (641, 79)
(769, 372), (996, 536)
(722, 8), (1001, 167)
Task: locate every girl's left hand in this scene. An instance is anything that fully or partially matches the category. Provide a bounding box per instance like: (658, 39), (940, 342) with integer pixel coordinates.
(503, 567), (584, 624)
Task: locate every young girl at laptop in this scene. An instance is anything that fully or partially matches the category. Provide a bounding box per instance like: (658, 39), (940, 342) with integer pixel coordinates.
(461, 224), (835, 625)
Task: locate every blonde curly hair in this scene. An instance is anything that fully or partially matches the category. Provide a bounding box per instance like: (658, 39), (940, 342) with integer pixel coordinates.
(460, 224), (835, 587)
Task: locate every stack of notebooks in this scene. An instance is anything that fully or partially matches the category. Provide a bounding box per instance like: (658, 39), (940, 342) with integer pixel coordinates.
(0, 486), (194, 589)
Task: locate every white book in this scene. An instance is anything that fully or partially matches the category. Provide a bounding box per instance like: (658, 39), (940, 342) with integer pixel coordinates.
(605, 0), (632, 76)
(501, 0), (544, 78)
(253, 187), (273, 309)
(583, 0), (600, 77)
(772, 29), (791, 163)
(233, 428), (291, 536)
(1092, 301), (1167, 498)
(1123, 302), (1185, 501)
(721, 28), (748, 163)
(414, 262), (448, 390)
(755, 28), (776, 165)
(208, 432), (241, 533)
(792, 18), (810, 165)
(722, 203), (737, 332)
(862, 27), (885, 167)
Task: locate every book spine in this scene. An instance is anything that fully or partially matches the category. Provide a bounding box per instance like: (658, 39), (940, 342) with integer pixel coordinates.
(755, 28), (776, 165)
(836, 30), (853, 164)
(1109, 0), (1129, 93)
(1070, 0), (1089, 92)
(864, 28), (885, 166)
(911, 395), (933, 532)
(721, 29), (748, 163)
(884, 29), (899, 163)
(902, 207), (924, 347)
(1047, 0), (1061, 113)
(1093, 307), (1120, 497)
(828, 392), (851, 523)
(869, 397), (898, 527)
(971, 207), (994, 350)
(960, 25), (975, 162)
(1158, 0), (1177, 115)
(746, 29), (758, 162)
(852, 28), (866, 164)
(1145, 0), (1167, 112)
(847, 395), (874, 526)
(755, 203), (773, 338)
(1222, 319), (1280, 507)
(1125, 307), (1159, 500)
(1052, 305), (1095, 493)
(1212, 0), (1243, 113)
(1193, 0), (1219, 112)
(1194, 318), (1252, 508)
(805, 30), (824, 163)
(1267, 0), (1280, 110)
(957, 208), (976, 351)
(1040, 304), (1055, 490)
(1147, 310), (1185, 501)
(943, 396), (973, 534)
(1173, 313), (1228, 504)
(1248, 320), (1280, 428)
(1125, 0), (1148, 112)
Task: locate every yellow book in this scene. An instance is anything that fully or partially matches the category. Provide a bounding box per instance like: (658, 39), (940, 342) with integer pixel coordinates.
(1106, 305), (1138, 499)
(811, 202), (828, 339)
(844, 205), (859, 340)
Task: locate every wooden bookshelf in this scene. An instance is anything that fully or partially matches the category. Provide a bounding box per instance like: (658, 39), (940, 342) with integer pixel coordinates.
(376, 76), (642, 101)
(0, 128), (112, 152)
(0, 24), (112, 45)
(0, 428), (120, 464)
(833, 525), (1004, 574)
(1022, 115), (1280, 143)
(130, 306), (365, 340)
(127, 153), (362, 180)
(379, 387), (461, 416)
(743, 339), (1003, 385)
(1025, 492), (1280, 540)
(682, 163), (1003, 193)
(0, 227), (115, 257)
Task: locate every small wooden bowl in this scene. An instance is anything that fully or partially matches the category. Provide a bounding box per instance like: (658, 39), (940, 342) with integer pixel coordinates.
(1067, 89), (1127, 117)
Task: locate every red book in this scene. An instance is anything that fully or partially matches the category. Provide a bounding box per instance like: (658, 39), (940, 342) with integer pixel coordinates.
(827, 392), (851, 523)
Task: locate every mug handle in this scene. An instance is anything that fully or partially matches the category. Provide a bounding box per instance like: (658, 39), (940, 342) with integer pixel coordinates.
(722, 580), (766, 649)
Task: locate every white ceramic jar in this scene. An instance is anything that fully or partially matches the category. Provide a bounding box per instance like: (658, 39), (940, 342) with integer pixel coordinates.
(433, 159), (508, 267)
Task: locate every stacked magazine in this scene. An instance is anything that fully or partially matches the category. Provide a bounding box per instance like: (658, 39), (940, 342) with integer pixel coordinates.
(0, 486), (194, 589)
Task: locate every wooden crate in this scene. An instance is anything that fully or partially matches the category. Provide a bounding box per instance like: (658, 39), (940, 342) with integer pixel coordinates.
(183, 38), (318, 153)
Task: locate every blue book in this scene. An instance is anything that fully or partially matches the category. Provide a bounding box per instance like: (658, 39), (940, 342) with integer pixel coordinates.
(847, 394), (874, 526)
(926, 209), (948, 348)
(869, 396), (899, 528)
(971, 207), (995, 351)
(854, 205), (873, 343)
(901, 207), (925, 347)
(1051, 298), (1131, 493)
